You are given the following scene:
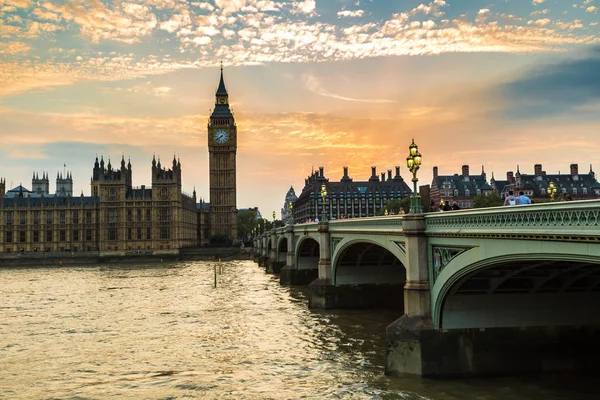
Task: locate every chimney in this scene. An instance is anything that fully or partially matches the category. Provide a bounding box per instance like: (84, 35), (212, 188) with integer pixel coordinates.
(319, 166), (324, 177)
(462, 165), (469, 177)
(381, 172), (385, 181)
(534, 164), (542, 176)
(395, 166), (401, 178)
(387, 169), (392, 180)
(570, 163), (578, 176)
(507, 171), (515, 184)
(433, 166), (438, 180)
(369, 166), (378, 182)
(343, 166), (348, 178)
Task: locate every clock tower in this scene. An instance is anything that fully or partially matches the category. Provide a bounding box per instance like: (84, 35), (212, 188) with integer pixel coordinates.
(208, 65), (238, 241)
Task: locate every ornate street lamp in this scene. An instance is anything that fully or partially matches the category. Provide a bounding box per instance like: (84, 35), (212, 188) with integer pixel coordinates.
(406, 138), (423, 214)
(289, 201), (294, 224)
(320, 183), (328, 222)
(547, 181), (557, 201)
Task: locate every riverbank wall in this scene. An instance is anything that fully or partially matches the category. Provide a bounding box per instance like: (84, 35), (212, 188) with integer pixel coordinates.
(0, 247), (252, 267)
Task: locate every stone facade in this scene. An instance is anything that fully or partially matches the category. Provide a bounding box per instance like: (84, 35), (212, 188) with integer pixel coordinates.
(0, 156), (198, 253)
(293, 166), (412, 223)
(430, 165), (493, 209)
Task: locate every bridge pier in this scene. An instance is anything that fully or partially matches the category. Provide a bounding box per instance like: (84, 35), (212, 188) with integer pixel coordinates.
(386, 322), (600, 377)
(386, 214), (436, 374)
(252, 237), (260, 263)
(266, 230), (285, 273)
(280, 226), (310, 285)
(258, 235), (269, 267)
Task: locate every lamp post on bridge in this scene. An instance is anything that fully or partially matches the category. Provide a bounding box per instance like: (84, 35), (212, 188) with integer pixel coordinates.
(320, 184), (328, 222)
(547, 181), (557, 201)
(289, 201), (294, 224)
(406, 138), (423, 214)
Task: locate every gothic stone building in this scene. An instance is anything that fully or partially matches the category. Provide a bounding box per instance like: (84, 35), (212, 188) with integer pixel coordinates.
(0, 156), (198, 254)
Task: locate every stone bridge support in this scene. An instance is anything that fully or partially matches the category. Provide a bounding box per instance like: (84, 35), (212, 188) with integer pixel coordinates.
(386, 214), (436, 375)
(280, 226), (305, 285)
(266, 229), (283, 273)
(308, 221), (333, 308)
(258, 234), (269, 267)
(281, 228), (320, 286)
(252, 237), (260, 263)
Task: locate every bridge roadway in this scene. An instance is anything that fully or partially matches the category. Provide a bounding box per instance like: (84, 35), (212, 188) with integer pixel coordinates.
(252, 200), (600, 377)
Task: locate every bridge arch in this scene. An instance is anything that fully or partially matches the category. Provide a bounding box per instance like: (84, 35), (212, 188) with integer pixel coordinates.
(276, 236), (287, 263)
(295, 237), (320, 271)
(266, 237), (273, 256)
(432, 241), (600, 329)
(333, 240), (406, 285)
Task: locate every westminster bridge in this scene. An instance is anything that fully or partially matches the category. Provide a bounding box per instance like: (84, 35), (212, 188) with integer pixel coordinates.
(252, 200), (600, 377)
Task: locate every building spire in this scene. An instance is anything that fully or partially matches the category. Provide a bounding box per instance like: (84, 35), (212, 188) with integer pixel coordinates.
(216, 63), (228, 97)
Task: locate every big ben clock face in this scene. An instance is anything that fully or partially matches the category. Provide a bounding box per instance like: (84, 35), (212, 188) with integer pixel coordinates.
(214, 129), (229, 144)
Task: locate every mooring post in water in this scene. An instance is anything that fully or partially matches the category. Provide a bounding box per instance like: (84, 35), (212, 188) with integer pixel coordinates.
(214, 264), (217, 288)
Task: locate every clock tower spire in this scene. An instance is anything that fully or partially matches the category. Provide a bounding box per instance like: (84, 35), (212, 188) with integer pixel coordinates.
(207, 64), (238, 241)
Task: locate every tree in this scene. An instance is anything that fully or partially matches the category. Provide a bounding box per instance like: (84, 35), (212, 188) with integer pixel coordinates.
(237, 210), (258, 238)
(472, 192), (504, 209)
(385, 199), (403, 214)
(381, 198), (410, 214)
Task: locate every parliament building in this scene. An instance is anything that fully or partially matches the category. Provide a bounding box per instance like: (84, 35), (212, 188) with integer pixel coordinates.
(0, 67), (238, 254)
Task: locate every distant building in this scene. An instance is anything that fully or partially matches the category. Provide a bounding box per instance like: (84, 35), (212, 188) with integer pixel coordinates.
(431, 163), (600, 209)
(430, 165), (493, 209)
(491, 163), (600, 201)
(294, 166), (412, 222)
(280, 186), (297, 224)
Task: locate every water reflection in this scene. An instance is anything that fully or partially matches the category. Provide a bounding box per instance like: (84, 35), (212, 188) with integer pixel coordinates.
(0, 261), (596, 399)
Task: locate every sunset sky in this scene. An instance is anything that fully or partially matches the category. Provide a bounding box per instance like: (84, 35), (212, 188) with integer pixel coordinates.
(1, 0), (599, 217)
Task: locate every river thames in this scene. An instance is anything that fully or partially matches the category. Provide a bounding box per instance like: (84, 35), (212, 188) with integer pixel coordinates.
(0, 260), (596, 399)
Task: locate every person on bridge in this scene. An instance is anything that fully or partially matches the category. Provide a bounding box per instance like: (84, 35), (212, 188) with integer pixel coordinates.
(504, 190), (517, 206)
(516, 191), (532, 205)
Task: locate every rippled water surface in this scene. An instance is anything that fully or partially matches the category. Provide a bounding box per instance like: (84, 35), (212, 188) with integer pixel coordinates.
(1, 261), (596, 399)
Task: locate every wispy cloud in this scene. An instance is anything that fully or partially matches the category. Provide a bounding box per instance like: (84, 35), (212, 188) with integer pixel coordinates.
(303, 75), (396, 103)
